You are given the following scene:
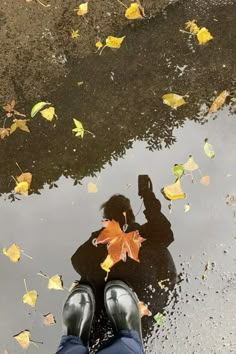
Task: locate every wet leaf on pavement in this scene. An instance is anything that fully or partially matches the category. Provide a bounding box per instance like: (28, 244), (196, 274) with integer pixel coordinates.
(125, 3), (143, 19)
(172, 164), (184, 179)
(185, 20), (200, 34)
(74, 2), (88, 16)
(197, 27), (213, 45)
(31, 101), (50, 118)
(10, 119), (30, 134)
(184, 203), (191, 213)
(87, 182), (98, 193)
(40, 106), (56, 121)
(162, 93), (186, 109)
(71, 29), (80, 39)
(48, 275), (64, 290)
(72, 119), (84, 138)
(209, 90), (229, 113)
(22, 290), (38, 307)
(138, 301), (152, 317)
(106, 35), (126, 49)
(43, 313), (56, 326)
(0, 128), (10, 139)
(183, 155), (199, 171)
(3, 243), (20, 262)
(162, 179), (186, 200)
(204, 139), (215, 158)
(153, 312), (165, 325)
(13, 330), (30, 349)
(200, 175), (210, 185)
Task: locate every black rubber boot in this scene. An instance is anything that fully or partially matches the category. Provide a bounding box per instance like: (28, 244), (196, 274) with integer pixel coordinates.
(104, 280), (143, 343)
(62, 283), (95, 346)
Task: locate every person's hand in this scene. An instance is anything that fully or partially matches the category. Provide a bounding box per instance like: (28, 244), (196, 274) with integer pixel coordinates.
(138, 175), (153, 198)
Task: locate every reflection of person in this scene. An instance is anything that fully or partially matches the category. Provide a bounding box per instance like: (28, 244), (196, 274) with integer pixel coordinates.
(55, 280), (145, 353)
(68, 175), (177, 348)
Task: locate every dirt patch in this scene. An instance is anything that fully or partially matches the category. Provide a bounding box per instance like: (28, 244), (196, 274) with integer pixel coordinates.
(0, 0), (174, 102)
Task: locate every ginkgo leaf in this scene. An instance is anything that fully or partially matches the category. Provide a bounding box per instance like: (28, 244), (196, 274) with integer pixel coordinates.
(204, 139), (215, 158)
(22, 290), (37, 307)
(162, 93), (186, 109)
(153, 312), (165, 325)
(184, 203), (191, 213)
(40, 107), (56, 121)
(0, 127), (10, 139)
(13, 330), (30, 349)
(10, 119), (30, 133)
(196, 27), (213, 45)
(200, 175), (210, 185)
(31, 101), (50, 118)
(43, 313), (56, 325)
(125, 3), (143, 19)
(138, 301), (152, 318)
(94, 220), (146, 270)
(48, 275), (63, 290)
(15, 181), (29, 195)
(75, 2), (88, 16)
(162, 179), (185, 200)
(3, 243), (20, 262)
(17, 172), (32, 186)
(185, 19), (200, 34)
(183, 155), (199, 171)
(96, 40), (103, 48)
(71, 29), (80, 39)
(87, 182), (97, 193)
(209, 90), (229, 113)
(72, 119), (84, 138)
(172, 164), (184, 179)
(105, 35), (126, 49)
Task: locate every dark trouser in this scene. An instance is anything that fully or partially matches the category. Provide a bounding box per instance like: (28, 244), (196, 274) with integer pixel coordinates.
(56, 330), (144, 354)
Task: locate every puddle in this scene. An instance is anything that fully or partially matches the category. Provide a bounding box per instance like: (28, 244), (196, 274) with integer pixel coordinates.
(0, 0), (236, 353)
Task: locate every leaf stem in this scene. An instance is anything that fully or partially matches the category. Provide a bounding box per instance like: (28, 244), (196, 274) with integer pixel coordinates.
(35, 0), (51, 7)
(16, 162), (23, 173)
(37, 271), (48, 279)
(116, 0), (127, 8)
(99, 44), (107, 55)
(84, 129), (96, 138)
(24, 278), (28, 293)
(21, 250), (33, 260)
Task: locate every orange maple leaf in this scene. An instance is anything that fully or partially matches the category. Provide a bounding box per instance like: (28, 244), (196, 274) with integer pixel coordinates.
(95, 220), (146, 267)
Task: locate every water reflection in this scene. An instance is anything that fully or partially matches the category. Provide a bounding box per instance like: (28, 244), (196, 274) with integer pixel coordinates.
(71, 176), (177, 348)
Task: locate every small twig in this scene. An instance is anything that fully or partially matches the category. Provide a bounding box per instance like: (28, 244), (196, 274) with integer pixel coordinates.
(116, 0), (127, 8)
(30, 339), (44, 347)
(85, 129), (96, 138)
(21, 250), (33, 260)
(16, 162), (23, 174)
(179, 29), (195, 36)
(11, 175), (18, 184)
(136, 0), (145, 17)
(37, 271), (48, 279)
(35, 0), (51, 7)
(99, 45), (107, 56)
(24, 279), (28, 293)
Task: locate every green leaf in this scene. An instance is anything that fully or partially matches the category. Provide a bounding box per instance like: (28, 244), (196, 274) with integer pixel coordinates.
(153, 312), (165, 325)
(31, 101), (50, 118)
(204, 139), (215, 159)
(172, 164), (184, 179)
(72, 119), (84, 138)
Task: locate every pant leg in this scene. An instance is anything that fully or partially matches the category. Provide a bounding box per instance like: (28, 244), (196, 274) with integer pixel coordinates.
(96, 330), (145, 354)
(55, 335), (89, 354)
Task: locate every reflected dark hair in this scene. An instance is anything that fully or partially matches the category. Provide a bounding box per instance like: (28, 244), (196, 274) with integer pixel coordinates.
(100, 194), (135, 225)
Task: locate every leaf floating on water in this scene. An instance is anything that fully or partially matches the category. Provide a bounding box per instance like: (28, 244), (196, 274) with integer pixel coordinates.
(0, 127), (10, 139)
(162, 179), (185, 200)
(204, 139), (215, 159)
(22, 290), (37, 307)
(200, 175), (210, 185)
(48, 275), (64, 290)
(153, 312), (165, 325)
(13, 330), (30, 349)
(43, 313), (56, 326)
(31, 101), (50, 118)
(209, 90), (229, 113)
(10, 119), (30, 134)
(197, 27), (213, 45)
(162, 93), (186, 109)
(184, 203), (191, 213)
(75, 2), (88, 16)
(183, 155), (199, 171)
(105, 35), (126, 49)
(3, 243), (20, 262)
(40, 107), (56, 121)
(87, 182), (98, 193)
(185, 19), (200, 34)
(138, 301), (152, 318)
(172, 164), (184, 179)
(72, 119), (84, 138)
(125, 3), (143, 19)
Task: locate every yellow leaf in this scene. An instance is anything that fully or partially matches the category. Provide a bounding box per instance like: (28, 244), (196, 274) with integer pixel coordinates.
(204, 139), (215, 158)
(40, 107), (56, 121)
(17, 172), (32, 186)
(125, 3), (142, 20)
(13, 330), (30, 349)
(3, 243), (20, 262)
(105, 35), (126, 49)
(196, 27), (213, 45)
(184, 203), (191, 213)
(15, 181), (29, 195)
(72, 118), (84, 138)
(22, 290), (37, 307)
(71, 29), (80, 39)
(87, 182), (97, 193)
(101, 255), (114, 273)
(185, 19), (200, 34)
(209, 90), (229, 113)
(95, 40), (103, 48)
(162, 93), (186, 109)
(0, 127), (10, 139)
(43, 313), (56, 325)
(10, 119), (30, 133)
(183, 155), (199, 171)
(48, 274), (64, 290)
(200, 175), (210, 185)
(75, 2), (88, 16)
(162, 179), (185, 200)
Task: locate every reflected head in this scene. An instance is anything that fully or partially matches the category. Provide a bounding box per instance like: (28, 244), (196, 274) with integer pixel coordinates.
(100, 194), (135, 225)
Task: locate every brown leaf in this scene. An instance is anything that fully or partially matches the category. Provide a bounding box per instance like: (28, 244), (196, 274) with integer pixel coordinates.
(17, 172), (32, 186)
(200, 175), (210, 185)
(209, 90), (229, 113)
(94, 220), (146, 271)
(43, 313), (56, 326)
(3, 100), (26, 117)
(10, 119), (30, 134)
(0, 128), (10, 139)
(138, 301), (152, 318)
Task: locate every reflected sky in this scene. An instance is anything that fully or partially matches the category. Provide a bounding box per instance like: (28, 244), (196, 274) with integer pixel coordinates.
(1, 107), (236, 353)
